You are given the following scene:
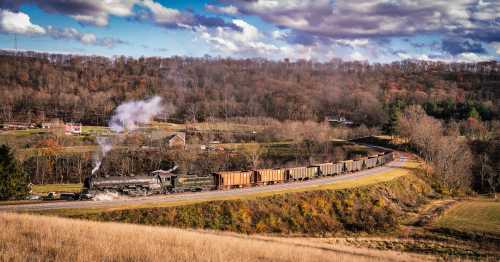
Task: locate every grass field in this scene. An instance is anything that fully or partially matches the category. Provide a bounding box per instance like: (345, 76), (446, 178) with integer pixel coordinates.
(32, 183), (82, 194)
(433, 198), (500, 236)
(0, 212), (432, 262)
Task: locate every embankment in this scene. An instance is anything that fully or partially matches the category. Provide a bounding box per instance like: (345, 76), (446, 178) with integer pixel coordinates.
(76, 174), (436, 236)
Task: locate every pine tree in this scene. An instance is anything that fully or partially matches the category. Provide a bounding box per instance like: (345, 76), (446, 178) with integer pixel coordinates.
(0, 144), (30, 200)
(383, 100), (403, 135)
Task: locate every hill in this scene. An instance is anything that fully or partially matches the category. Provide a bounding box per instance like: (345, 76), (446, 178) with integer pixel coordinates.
(0, 50), (498, 126)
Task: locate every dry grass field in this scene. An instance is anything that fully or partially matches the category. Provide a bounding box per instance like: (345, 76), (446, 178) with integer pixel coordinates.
(0, 212), (432, 262)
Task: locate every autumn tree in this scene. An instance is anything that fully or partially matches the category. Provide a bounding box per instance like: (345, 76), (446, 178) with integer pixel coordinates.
(398, 105), (473, 194)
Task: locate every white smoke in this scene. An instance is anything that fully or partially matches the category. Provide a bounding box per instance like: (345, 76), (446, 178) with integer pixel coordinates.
(109, 96), (164, 133)
(91, 136), (113, 175)
(92, 191), (127, 201)
(91, 96), (164, 175)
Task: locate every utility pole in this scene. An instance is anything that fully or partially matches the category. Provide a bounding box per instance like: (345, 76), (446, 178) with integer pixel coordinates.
(14, 33), (18, 51)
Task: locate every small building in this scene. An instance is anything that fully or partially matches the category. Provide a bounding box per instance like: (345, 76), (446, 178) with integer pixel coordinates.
(327, 117), (354, 126)
(64, 123), (82, 135)
(42, 119), (64, 129)
(164, 132), (186, 148)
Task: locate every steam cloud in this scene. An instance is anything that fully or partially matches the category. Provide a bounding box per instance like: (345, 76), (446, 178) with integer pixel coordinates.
(91, 96), (164, 175)
(109, 96), (164, 133)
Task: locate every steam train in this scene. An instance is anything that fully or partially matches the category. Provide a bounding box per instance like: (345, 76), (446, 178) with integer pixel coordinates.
(82, 151), (395, 198)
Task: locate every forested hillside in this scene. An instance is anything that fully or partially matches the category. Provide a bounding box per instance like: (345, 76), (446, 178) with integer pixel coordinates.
(0, 50), (498, 126)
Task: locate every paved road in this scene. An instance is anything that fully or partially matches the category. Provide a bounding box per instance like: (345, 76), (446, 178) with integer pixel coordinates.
(0, 159), (406, 212)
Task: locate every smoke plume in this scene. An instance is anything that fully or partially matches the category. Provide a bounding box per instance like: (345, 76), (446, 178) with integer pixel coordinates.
(109, 96), (164, 133)
(91, 136), (113, 175)
(91, 96), (164, 175)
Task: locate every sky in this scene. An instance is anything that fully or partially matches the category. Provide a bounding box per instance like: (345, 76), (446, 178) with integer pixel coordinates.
(0, 0), (499, 63)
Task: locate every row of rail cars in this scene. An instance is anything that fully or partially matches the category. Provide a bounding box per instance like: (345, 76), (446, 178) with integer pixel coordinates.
(82, 151), (395, 198)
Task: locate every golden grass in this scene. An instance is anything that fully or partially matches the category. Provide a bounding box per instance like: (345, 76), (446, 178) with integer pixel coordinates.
(0, 212), (431, 262)
(32, 183), (82, 194)
(40, 160), (420, 217)
(434, 198), (500, 236)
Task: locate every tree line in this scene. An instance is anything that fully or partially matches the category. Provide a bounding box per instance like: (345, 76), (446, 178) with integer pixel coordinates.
(0, 50), (498, 126)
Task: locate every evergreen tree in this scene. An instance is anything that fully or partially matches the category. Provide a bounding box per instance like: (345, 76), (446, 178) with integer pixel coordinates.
(468, 107), (481, 120)
(0, 144), (30, 200)
(383, 100), (404, 135)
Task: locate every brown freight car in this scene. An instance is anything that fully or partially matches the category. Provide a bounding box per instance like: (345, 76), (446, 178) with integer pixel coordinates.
(213, 170), (254, 189)
(377, 153), (385, 166)
(286, 166), (318, 181)
(343, 160), (354, 172)
(365, 156), (378, 169)
(318, 162), (344, 176)
(384, 151), (395, 163)
(254, 168), (286, 185)
(352, 159), (364, 171)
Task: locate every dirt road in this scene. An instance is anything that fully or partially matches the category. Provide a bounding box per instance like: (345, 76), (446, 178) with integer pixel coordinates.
(0, 159), (406, 212)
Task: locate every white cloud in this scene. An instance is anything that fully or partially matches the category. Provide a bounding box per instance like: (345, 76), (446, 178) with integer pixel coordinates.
(491, 42), (500, 55)
(197, 19), (339, 61)
(455, 52), (494, 63)
(70, 14), (109, 27)
(46, 26), (96, 45)
(349, 51), (367, 61)
(0, 9), (125, 47)
(80, 33), (97, 45)
(0, 10), (45, 35)
(227, 0), (500, 42)
(50, 0), (137, 27)
(45, 26), (125, 47)
(205, 4), (239, 15)
(335, 39), (369, 48)
(197, 19), (279, 56)
(271, 30), (288, 40)
(139, 0), (188, 26)
(397, 52), (412, 60)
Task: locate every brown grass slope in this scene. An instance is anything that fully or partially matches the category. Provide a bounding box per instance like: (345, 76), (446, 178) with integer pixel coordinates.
(0, 212), (432, 262)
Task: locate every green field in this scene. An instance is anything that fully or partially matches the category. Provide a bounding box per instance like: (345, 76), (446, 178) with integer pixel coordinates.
(434, 199), (500, 236)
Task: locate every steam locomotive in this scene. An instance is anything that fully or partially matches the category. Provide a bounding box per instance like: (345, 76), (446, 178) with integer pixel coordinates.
(82, 151), (395, 199)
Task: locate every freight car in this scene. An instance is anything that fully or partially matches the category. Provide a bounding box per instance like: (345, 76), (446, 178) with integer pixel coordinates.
(286, 166), (318, 181)
(352, 159), (364, 172)
(365, 156), (378, 169)
(343, 160), (354, 172)
(254, 168), (287, 185)
(317, 162), (343, 176)
(213, 170), (254, 189)
(82, 150), (396, 199)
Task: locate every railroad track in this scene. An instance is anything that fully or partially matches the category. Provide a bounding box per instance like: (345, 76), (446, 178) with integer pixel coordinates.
(0, 158), (408, 213)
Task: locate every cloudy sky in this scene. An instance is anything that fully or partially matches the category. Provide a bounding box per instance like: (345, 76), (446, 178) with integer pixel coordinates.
(0, 0), (499, 62)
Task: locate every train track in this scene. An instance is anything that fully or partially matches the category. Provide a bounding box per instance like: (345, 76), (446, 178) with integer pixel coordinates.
(0, 158), (407, 213)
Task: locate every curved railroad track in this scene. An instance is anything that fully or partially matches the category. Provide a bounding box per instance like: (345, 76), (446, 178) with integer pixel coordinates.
(0, 158), (408, 213)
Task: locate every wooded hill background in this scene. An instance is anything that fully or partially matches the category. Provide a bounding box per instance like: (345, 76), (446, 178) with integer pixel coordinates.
(0, 50), (498, 126)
